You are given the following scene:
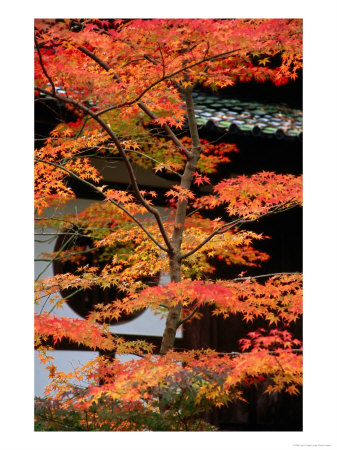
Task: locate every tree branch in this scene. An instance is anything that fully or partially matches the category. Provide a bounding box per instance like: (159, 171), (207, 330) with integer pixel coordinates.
(217, 349), (303, 357)
(34, 87), (173, 253)
(137, 102), (192, 159)
(181, 201), (299, 260)
(167, 271), (302, 327)
(76, 46), (192, 160)
(181, 219), (241, 260)
(78, 46), (113, 73)
(157, 42), (166, 77)
(230, 272), (302, 282)
(94, 48), (242, 117)
(177, 305), (199, 326)
(34, 157), (168, 253)
(34, 35), (56, 96)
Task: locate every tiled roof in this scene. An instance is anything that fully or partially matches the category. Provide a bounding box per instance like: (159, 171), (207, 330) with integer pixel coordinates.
(37, 89), (302, 141)
(192, 92), (302, 140)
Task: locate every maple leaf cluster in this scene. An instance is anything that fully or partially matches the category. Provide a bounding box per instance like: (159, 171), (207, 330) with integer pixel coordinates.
(35, 345), (302, 430)
(35, 18), (302, 114)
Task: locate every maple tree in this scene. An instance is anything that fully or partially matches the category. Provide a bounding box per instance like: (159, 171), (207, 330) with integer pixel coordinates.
(34, 18), (303, 431)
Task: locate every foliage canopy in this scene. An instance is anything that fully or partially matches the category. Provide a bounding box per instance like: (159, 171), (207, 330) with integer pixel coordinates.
(34, 18), (303, 431)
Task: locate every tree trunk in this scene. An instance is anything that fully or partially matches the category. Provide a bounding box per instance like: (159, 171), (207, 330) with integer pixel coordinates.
(159, 86), (201, 355)
(159, 255), (182, 354)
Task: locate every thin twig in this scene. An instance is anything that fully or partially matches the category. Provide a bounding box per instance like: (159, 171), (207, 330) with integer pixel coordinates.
(75, 116), (90, 138)
(35, 247), (98, 262)
(48, 288), (84, 314)
(35, 233), (75, 282)
(123, 149), (182, 177)
(35, 232), (101, 239)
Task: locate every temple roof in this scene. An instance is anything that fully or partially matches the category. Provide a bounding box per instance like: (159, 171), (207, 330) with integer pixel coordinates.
(192, 91), (302, 140)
